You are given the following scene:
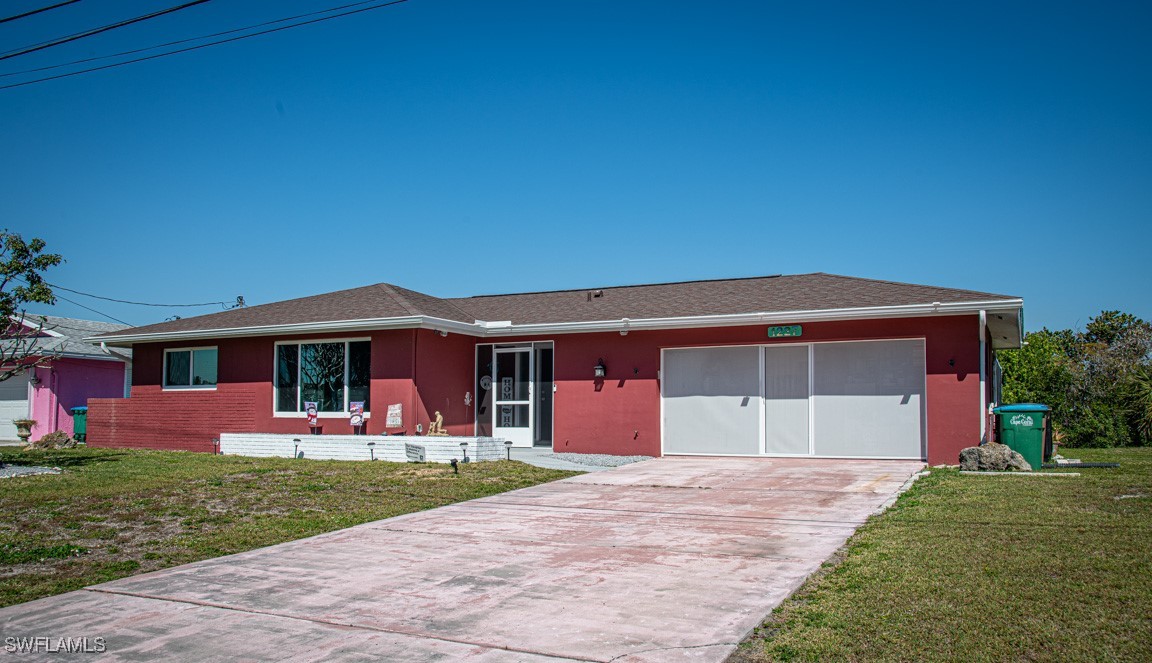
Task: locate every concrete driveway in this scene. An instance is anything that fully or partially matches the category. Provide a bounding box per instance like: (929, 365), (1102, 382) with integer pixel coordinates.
(1, 457), (922, 662)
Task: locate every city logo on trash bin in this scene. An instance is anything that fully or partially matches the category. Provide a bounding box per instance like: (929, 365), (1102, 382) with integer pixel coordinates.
(1010, 414), (1034, 426)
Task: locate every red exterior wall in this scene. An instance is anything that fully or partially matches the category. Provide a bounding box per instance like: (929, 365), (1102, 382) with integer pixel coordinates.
(491, 314), (981, 464)
(413, 329), (476, 436)
(88, 314), (982, 465)
(89, 330), (425, 452)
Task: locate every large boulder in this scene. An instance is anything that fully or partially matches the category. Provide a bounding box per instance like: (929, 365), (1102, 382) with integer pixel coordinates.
(958, 443), (1031, 472)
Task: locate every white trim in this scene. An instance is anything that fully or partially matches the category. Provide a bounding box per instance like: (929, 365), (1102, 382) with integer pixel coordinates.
(162, 346), (218, 391)
(979, 310), (988, 443)
(659, 348), (666, 457)
(807, 342), (816, 456)
(757, 345), (766, 455)
(86, 300), (1024, 346)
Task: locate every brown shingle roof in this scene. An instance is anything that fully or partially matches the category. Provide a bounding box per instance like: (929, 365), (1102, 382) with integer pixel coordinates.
(93, 273), (1018, 340)
(110, 283), (475, 337)
(450, 273), (1017, 324)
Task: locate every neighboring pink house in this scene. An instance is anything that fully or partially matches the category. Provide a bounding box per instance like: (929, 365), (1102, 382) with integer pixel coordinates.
(1, 316), (131, 442)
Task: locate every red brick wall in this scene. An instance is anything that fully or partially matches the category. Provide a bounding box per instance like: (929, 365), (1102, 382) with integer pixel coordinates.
(88, 390), (257, 453)
(89, 315), (982, 464)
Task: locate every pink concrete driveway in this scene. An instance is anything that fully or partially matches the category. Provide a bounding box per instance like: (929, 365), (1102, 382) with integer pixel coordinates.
(1, 457), (922, 661)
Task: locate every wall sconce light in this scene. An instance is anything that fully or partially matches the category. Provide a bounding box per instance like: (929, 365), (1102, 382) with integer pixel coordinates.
(594, 358), (607, 378)
(28, 374), (40, 386)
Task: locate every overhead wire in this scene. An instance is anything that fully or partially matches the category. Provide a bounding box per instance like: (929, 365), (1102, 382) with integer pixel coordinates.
(0, 0), (410, 91)
(46, 281), (241, 308)
(1, 0), (384, 78)
(0, 0), (82, 25)
(0, 0), (210, 62)
(46, 292), (131, 325)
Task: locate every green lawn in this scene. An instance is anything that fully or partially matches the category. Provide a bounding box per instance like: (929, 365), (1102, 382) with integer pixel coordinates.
(733, 447), (1152, 662)
(0, 447), (578, 608)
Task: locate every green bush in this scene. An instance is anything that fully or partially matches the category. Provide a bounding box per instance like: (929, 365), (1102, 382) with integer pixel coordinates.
(999, 311), (1151, 448)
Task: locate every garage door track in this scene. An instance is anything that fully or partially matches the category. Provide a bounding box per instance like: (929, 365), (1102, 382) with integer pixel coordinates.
(0, 457), (922, 661)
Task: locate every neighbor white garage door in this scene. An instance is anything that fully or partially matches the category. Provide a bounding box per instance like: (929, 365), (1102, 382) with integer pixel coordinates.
(662, 340), (926, 459)
(0, 372), (31, 441)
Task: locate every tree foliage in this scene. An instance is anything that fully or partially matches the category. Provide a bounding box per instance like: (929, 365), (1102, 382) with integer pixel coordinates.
(998, 310), (1152, 447)
(0, 230), (63, 381)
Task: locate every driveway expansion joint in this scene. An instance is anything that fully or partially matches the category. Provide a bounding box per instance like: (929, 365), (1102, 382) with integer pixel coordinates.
(82, 587), (603, 662)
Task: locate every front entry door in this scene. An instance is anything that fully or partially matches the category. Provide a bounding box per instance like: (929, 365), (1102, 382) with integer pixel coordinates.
(493, 347), (533, 447)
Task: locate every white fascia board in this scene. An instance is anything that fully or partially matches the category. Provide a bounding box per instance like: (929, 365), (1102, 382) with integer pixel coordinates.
(85, 316), (430, 347)
(84, 299), (1024, 346)
(480, 300), (1025, 337)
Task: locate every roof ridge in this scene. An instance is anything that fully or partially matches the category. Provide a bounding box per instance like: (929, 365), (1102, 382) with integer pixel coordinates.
(813, 273), (1017, 299)
(380, 283), (479, 321)
(455, 273), (791, 300)
(374, 283), (422, 316)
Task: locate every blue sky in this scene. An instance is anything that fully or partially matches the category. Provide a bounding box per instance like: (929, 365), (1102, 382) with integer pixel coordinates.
(3, 1), (1149, 332)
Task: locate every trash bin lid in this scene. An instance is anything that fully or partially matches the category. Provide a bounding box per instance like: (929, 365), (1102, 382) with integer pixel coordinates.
(993, 403), (1050, 413)
(70, 406), (89, 413)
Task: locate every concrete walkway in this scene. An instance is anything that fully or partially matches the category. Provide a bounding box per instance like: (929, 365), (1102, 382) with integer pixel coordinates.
(0, 457), (922, 661)
(509, 447), (617, 472)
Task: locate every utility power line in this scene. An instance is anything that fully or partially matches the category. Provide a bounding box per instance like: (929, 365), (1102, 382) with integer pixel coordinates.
(46, 281), (244, 309)
(0, 0), (410, 91)
(0, 0), (82, 25)
(49, 292), (131, 325)
(1, 0), (384, 79)
(0, 0), (211, 62)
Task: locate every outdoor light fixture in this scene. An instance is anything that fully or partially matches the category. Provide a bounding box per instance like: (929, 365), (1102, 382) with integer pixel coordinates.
(594, 358), (607, 378)
(367, 441), (376, 461)
(504, 439), (513, 460)
(460, 441), (469, 463)
(28, 374), (40, 385)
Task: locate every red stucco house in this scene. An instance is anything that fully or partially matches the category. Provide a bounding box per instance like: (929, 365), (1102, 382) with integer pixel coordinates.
(86, 273), (1022, 465)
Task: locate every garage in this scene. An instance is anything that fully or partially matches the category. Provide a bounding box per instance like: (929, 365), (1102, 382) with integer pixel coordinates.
(0, 372), (31, 441)
(662, 339), (926, 459)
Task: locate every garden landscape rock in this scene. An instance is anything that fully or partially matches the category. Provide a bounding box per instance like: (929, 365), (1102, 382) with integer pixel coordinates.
(959, 443), (1032, 472)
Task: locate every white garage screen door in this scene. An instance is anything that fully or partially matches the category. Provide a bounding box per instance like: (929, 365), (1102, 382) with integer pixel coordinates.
(663, 339), (926, 458)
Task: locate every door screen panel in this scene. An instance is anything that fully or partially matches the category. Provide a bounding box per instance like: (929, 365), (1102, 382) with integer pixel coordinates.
(663, 346), (760, 455)
(812, 340), (925, 458)
(763, 345), (810, 455)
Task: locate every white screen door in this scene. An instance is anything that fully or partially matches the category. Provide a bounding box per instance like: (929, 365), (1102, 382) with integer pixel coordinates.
(493, 347), (533, 447)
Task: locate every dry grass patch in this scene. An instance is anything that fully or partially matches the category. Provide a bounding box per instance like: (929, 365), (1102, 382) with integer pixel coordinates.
(0, 447), (577, 607)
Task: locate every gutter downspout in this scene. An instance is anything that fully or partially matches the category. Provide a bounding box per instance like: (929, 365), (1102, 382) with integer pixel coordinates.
(979, 310), (987, 443)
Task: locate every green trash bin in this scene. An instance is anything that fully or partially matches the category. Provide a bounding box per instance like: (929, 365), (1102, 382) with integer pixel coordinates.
(993, 404), (1050, 470)
(71, 406), (88, 443)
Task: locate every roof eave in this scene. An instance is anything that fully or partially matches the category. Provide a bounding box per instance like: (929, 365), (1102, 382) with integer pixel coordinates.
(481, 299), (1025, 338)
(84, 299), (1024, 347)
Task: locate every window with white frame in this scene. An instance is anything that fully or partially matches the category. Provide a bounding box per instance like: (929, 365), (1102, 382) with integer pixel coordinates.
(275, 340), (370, 414)
(163, 348), (217, 389)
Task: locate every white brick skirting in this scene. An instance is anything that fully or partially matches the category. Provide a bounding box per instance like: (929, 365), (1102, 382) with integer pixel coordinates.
(218, 433), (509, 463)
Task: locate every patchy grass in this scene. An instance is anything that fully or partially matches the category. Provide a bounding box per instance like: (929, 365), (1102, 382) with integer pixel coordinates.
(733, 448), (1152, 662)
(0, 447), (578, 608)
